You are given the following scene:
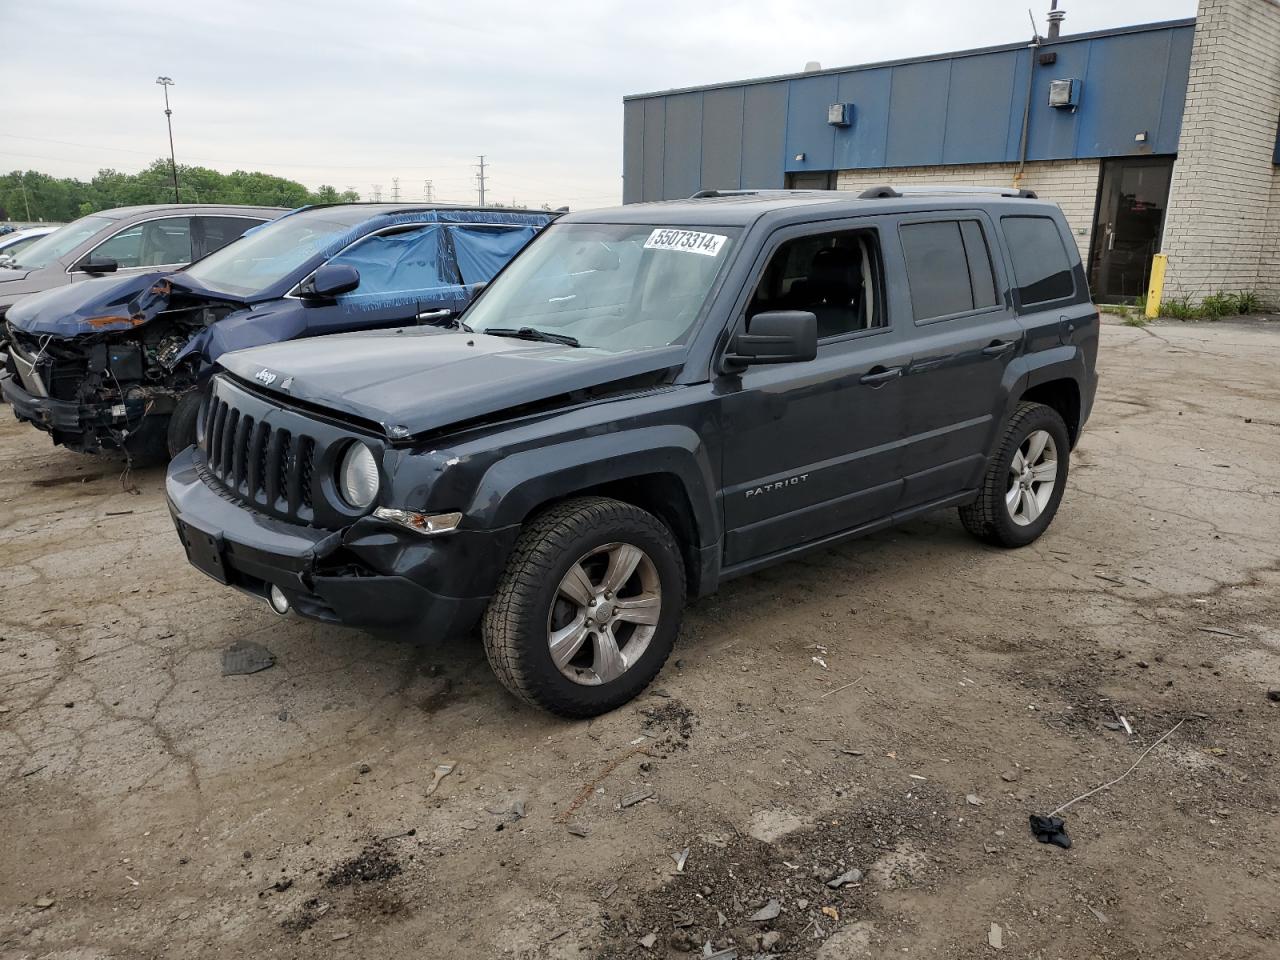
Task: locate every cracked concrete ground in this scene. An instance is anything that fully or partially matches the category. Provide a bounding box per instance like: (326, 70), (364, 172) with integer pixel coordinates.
(1, 317), (1278, 959)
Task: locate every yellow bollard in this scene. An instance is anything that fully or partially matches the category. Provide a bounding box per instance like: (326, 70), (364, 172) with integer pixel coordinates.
(1145, 254), (1167, 319)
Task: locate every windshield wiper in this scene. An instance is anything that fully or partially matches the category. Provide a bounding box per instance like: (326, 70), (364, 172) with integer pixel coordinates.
(482, 326), (581, 348)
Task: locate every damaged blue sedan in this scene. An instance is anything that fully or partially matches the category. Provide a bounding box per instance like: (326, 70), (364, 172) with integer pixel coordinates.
(1, 203), (555, 459)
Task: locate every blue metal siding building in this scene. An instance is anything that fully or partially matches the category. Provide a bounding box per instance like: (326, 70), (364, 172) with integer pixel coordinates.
(623, 20), (1195, 202)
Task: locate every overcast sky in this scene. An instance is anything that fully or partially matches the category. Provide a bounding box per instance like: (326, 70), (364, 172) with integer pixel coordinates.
(2, 0), (1197, 210)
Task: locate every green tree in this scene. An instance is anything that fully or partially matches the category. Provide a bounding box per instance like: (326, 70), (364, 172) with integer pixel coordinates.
(1, 161), (364, 224)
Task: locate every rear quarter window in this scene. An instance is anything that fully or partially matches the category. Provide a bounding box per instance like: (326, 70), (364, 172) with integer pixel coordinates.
(899, 219), (999, 322)
(1000, 215), (1075, 306)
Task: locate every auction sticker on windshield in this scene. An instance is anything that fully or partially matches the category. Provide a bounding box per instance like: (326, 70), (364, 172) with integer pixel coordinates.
(644, 229), (727, 257)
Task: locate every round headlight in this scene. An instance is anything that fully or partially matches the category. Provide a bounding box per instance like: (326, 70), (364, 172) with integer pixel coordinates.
(338, 442), (379, 509)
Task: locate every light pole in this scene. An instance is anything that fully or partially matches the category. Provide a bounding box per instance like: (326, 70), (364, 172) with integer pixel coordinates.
(156, 76), (180, 203)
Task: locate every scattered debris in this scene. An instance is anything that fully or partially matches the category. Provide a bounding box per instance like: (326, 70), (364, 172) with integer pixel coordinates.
(1087, 904), (1110, 925)
(1117, 715), (1134, 736)
(600, 881), (618, 901)
(377, 828), (417, 842)
(34, 896), (54, 909)
(567, 823), (590, 838)
(966, 794), (985, 806)
(324, 842), (401, 887)
(988, 922), (1004, 950)
(826, 866), (862, 889)
(821, 905), (840, 922)
(486, 798), (526, 822)
(811, 656), (827, 669)
(638, 932), (658, 949)
(557, 744), (652, 823)
(220, 641), (275, 676)
(358, 763), (372, 775)
(1267, 689), (1280, 703)
(750, 899), (781, 922)
(424, 760), (457, 796)
(672, 847), (690, 871)
(619, 788), (655, 809)
(1000, 770), (1019, 783)
(703, 947), (738, 959)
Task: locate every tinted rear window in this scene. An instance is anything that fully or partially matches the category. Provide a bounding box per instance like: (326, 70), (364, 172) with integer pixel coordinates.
(900, 221), (973, 321)
(1001, 216), (1074, 305)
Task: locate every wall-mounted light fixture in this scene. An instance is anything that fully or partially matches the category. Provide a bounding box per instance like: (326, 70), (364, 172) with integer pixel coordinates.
(827, 103), (853, 127)
(794, 153), (806, 162)
(1134, 130), (1149, 143)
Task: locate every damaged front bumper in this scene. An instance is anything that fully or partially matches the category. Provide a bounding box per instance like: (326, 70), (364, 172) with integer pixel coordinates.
(165, 446), (514, 635)
(0, 370), (143, 451)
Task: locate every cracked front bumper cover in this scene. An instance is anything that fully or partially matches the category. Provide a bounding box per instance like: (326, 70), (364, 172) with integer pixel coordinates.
(165, 446), (506, 635)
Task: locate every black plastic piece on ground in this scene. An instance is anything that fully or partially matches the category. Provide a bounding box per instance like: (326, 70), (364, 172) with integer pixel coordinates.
(1029, 813), (1072, 848)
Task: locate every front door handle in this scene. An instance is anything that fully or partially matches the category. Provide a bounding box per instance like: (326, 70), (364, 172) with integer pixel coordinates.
(859, 365), (903, 386)
(981, 339), (1017, 356)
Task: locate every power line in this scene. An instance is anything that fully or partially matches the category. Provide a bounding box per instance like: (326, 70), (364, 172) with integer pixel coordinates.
(475, 155), (487, 206)
(391, 177), (400, 202)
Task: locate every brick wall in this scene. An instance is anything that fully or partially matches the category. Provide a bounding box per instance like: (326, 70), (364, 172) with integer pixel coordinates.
(1161, 0), (1280, 306)
(834, 160), (1101, 259)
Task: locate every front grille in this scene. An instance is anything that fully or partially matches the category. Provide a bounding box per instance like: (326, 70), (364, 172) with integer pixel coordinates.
(203, 393), (318, 523)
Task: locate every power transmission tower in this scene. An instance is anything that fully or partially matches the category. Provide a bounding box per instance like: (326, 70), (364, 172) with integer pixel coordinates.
(423, 180), (434, 203)
(391, 177), (400, 202)
(475, 155), (487, 206)
(372, 184), (383, 202)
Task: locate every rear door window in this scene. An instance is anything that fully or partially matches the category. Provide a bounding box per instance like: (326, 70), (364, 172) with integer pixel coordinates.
(1000, 215), (1075, 305)
(193, 216), (265, 259)
(900, 221), (974, 321)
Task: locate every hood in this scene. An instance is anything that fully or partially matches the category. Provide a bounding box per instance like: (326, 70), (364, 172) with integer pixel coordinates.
(5, 271), (246, 337)
(0, 267), (56, 306)
(219, 328), (686, 438)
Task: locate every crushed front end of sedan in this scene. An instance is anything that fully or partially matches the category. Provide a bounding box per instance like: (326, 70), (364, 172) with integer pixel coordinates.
(1, 204), (556, 459)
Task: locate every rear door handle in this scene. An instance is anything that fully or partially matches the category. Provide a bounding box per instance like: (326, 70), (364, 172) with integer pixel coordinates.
(981, 339), (1017, 356)
(859, 365), (902, 386)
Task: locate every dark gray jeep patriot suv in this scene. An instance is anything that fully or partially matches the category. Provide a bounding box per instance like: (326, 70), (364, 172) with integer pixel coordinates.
(166, 187), (1098, 717)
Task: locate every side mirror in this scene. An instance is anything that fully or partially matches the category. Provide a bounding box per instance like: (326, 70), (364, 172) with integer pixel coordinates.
(298, 263), (360, 299)
(77, 256), (119, 275)
(724, 311), (817, 369)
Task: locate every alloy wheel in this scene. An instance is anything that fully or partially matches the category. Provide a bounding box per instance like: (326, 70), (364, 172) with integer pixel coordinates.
(546, 542), (662, 686)
(1006, 429), (1058, 526)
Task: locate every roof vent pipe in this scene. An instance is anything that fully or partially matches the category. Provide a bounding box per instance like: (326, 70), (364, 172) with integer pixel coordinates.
(1047, 0), (1065, 39)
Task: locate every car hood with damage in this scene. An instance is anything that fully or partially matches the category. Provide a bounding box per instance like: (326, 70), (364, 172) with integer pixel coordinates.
(218, 328), (687, 439)
(4, 271), (246, 337)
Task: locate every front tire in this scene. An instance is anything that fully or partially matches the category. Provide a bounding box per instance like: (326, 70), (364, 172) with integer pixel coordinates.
(167, 389), (202, 458)
(959, 401), (1070, 547)
(482, 496), (686, 718)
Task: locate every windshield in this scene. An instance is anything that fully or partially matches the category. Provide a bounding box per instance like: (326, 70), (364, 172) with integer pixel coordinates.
(464, 222), (739, 352)
(182, 207), (373, 297)
(3, 216), (113, 270)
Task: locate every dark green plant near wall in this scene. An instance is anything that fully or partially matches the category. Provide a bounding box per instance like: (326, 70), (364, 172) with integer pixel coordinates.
(0, 161), (360, 223)
(1160, 290), (1264, 320)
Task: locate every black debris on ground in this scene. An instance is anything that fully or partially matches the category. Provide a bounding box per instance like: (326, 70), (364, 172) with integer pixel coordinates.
(221, 640), (276, 676)
(325, 841), (403, 888)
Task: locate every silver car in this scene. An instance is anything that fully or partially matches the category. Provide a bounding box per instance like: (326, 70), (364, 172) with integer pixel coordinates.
(0, 204), (284, 320)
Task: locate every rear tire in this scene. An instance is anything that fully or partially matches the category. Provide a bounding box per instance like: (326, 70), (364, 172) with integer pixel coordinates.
(959, 401), (1070, 547)
(167, 389), (202, 458)
(482, 496), (685, 718)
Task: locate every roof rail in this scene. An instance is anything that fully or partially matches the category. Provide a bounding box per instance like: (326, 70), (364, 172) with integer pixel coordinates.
(688, 188), (824, 199)
(858, 185), (1039, 199)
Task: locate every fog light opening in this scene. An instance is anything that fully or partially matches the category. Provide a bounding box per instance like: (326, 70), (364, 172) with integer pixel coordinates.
(267, 584), (291, 616)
